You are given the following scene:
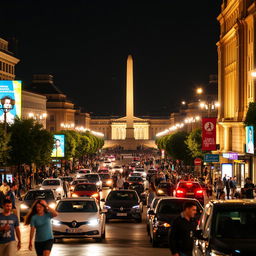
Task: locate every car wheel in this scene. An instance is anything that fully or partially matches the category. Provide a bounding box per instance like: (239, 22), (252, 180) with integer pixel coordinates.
(94, 238), (103, 242)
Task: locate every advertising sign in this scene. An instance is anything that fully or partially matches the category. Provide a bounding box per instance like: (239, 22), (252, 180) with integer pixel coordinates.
(0, 81), (22, 124)
(202, 118), (216, 151)
(51, 134), (65, 158)
(246, 126), (254, 154)
(204, 154), (219, 162)
(222, 152), (238, 160)
(221, 163), (233, 179)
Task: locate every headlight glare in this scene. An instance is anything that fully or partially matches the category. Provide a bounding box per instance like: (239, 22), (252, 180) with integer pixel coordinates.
(88, 218), (99, 226)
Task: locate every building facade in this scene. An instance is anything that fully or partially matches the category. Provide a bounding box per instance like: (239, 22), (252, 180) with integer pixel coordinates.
(217, 0), (256, 185)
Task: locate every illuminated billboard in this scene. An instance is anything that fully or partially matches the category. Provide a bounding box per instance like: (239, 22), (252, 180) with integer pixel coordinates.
(51, 134), (65, 158)
(246, 126), (254, 154)
(0, 81), (22, 124)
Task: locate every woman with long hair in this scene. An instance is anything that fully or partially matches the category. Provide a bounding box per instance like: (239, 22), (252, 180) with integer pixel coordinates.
(25, 199), (58, 256)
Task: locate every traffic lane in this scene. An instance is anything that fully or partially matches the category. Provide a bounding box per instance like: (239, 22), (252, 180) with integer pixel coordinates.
(17, 210), (170, 256)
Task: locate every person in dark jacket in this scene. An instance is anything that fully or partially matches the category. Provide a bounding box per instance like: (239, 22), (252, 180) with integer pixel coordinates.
(169, 201), (197, 256)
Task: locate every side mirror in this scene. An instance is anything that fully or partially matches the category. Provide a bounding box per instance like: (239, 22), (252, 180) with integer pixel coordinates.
(101, 198), (105, 202)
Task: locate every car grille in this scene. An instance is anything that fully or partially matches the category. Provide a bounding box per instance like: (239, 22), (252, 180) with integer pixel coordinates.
(60, 221), (89, 228)
(112, 207), (131, 213)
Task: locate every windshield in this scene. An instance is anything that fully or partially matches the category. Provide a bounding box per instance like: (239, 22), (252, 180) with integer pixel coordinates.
(60, 177), (73, 182)
(99, 174), (110, 179)
(214, 208), (256, 239)
(42, 180), (60, 186)
(72, 180), (88, 185)
(157, 199), (202, 214)
(152, 198), (160, 209)
(56, 201), (97, 212)
(75, 184), (97, 191)
(85, 175), (100, 182)
(158, 183), (170, 188)
(25, 190), (55, 200)
(107, 191), (137, 201)
(135, 169), (144, 172)
(128, 177), (143, 182)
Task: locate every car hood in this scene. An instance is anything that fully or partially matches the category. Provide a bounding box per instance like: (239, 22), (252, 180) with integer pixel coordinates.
(23, 199), (56, 208)
(105, 200), (139, 208)
(212, 238), (256, 254)
(41, 186), (60, 190)
(54, 212), (99, 222)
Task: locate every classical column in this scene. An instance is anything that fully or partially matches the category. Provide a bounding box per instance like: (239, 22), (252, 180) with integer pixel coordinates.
(126, 55), (135, 139)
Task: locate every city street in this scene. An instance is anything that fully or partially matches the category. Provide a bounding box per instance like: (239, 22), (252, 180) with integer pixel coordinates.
(17, 188), (170, 256)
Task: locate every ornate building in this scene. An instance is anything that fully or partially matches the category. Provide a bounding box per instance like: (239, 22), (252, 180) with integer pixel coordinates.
(217, 0), (256, 184)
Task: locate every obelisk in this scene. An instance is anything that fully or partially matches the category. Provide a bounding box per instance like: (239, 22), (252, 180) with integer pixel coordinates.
(126, 55), (135, 139)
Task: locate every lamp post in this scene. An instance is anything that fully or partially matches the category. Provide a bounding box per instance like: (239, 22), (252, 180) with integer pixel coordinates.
(0, 97), (15, 134)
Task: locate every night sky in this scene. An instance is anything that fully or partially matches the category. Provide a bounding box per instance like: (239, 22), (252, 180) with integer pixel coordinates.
(1, 0), (221, 117)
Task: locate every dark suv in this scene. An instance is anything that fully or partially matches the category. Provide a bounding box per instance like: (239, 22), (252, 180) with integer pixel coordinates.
(194, 200), (256, 256)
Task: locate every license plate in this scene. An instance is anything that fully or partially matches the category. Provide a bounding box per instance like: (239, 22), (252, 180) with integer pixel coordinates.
(117, 213), (127, 216)
(187, 193), (194, 195)
(66, 228), (82, 233)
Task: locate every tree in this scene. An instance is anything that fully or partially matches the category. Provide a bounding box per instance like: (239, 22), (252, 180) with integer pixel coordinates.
(165, 131), (191, 164)
(8, 118), (54, 166)
(0, 124), (10, 166)
(186, 129), (203, 158)
(60, 130), (77, 160)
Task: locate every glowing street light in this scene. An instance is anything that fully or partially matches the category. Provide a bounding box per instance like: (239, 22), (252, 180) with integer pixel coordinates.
(181, 101), (186, 105)
(196, 87), (203, 95)
(251, 71), (256, 78)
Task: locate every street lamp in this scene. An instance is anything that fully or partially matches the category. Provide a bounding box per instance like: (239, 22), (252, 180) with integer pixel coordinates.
(196, 87), (203, 95)
(181, 101), (186, 105)
(0, 96), (15, 133)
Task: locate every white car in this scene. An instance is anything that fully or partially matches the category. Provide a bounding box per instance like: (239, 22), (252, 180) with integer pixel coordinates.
(133, 168), (147, 179)
(112, 165), (123, 174)
(41, 178), (64, 199)
(103, 161), (112, 167)
(52, 198), (106, 242)
(76, 169), (91, 178)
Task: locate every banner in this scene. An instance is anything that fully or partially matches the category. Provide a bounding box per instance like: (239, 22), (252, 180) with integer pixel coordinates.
(245, 126), (254, 154)
(0, 81), (22, 124)
(202, 118), (216, 151)
(51, 134), (65, 158)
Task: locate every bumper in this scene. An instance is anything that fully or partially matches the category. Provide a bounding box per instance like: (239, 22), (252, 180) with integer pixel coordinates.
(53, 230), (100, 238)
(106, 210), (141, 220)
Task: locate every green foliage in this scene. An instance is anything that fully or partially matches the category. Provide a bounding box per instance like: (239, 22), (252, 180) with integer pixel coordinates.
(186, 129), (203, 158)
(0, 124), (10, 166)
(244, 102), (256, 126)
(8, 119), (54, 166)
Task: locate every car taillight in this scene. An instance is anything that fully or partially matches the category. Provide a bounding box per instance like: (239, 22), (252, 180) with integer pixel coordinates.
(195, 189), (203, 195)
(176, 189), (185, 195)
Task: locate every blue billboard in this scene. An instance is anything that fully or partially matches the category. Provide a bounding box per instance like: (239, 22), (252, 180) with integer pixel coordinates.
(51, 134), (65, 158)
(246, 126), (254, 154)
(0, 81), (22, 124)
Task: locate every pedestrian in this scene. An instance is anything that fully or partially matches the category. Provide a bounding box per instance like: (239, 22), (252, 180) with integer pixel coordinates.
(225, 178), (231, 199)
(168, 201), (197, 256)
(244, 178), (255, 199)
(25, 199), (58, 256)
(0, 199), (21, 256)
(0, 180), (10, 196)
(230, 177), (236, 199)
(6, 183), (18, 215)
(147, 182), (157, 207)
(215, 177), (224, 199)
(116, 175), (124, 189)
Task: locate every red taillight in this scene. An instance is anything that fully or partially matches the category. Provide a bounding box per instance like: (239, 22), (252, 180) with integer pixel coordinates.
(195, 189), (203, 195)
(176, 189), (185, 195)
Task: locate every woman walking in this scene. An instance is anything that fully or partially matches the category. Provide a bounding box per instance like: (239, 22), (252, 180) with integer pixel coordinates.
(25, 200), (58, 256)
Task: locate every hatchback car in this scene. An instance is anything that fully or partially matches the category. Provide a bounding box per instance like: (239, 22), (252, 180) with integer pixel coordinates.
(193, 200), (256, 256)
(76, 169), (91, 178)
(83, 174), (102, 190)
(69, 179), (89, 193)
(99, 173), (113, 188)
(20, 189), (56, 220)
(149, 197), (203, 247)
(174, 181), (204, 205)
(71, 183), (100, 201)
(41, 178), (64, 199)
(103, 190), (143, 222)
(52, 198), (106, 242)
(157, 182), (174, 196)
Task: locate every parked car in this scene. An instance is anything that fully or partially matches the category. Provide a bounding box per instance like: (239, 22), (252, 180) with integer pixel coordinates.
(20, 189), (56, 220)
(149, 197), (203, 247)
(102, 189), (143, 222)
(41, 178), (64, 199)
(193, 199), (256, 256)
(52, 198), (106, 242)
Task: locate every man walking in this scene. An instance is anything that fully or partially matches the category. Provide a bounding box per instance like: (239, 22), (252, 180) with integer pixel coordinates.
(0, 199), (21, 256)
(169, 201), (197, 256)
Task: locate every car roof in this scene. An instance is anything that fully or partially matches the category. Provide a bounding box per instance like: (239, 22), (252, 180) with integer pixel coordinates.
(209, 199), (256, 206)
(58, 197), (96, 202)
(27, 189), (53, 192)
(43, 178), (61, 181)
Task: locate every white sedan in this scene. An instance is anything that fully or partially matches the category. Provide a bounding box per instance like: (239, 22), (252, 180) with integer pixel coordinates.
(41, 178), (65, 199)
(52, 198), (106, 242)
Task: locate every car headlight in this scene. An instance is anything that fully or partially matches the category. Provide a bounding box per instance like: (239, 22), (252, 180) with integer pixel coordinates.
(142, 172), (146, 177)
(106, 180), (112, 185)
(49, 203), (56, 209)
(77, 174), (81, 178)
(20, 203), (29, 210)
(210, 250), (231, 256)
(56, 187), (62, 192)
(88, 218), (99, 226)
(96, 181), (101, 186)
(155, 221), (171, 228)
(39, 187), (44, 190)
(52, 219), (61, 226)
(132, 205), (140, 209)
(72, 193), (78, 197)
(70, 186), (75, 190)
(157, 189), (164, 194)
(92, 193), (99, 198)
(104, 205), (111, 209)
